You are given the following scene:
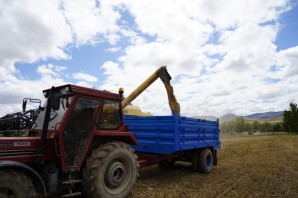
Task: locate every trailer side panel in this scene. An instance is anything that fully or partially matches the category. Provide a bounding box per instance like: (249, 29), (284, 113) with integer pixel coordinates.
(124, 114), (220, 155)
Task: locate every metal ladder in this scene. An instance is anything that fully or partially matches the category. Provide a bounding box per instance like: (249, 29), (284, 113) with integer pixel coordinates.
(61, 170), (82, 197)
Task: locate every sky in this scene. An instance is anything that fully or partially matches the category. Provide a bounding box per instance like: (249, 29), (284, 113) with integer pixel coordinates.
(0, 0), (298, 117)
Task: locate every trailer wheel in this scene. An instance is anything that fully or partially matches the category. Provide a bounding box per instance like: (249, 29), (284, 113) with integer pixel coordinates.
(192, 148), (213, 174)
(83, 142), (138, 198)
(0, 169), (36, 198)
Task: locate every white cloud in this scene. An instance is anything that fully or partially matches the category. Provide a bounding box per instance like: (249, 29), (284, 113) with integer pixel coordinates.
(0, 1), (71, 116)
(275, 46), (298, 77)
(0, 65), (67, 116)
(0, 0), (121, 116)
(100, 0), (296, 117)
(0, 0), (124, 68)
(106, 47), (122, 53)
(37, 65), (58, 77)
(75, 81), (94, 88)
(177, 0), (291, 29)
(37, 64), (67, 77)
(125, 0), (214, 47)
(216, 23), (277, 71)
(71, 72), (98, 82)
(61, 0), (122, 45)
(0, 0), (72, 66)
(1, 0), (297, 118)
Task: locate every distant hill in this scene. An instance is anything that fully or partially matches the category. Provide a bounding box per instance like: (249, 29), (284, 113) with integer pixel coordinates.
(217, 111), (284, 123)
(244, 111), (283, 119)
(219, 113), (237, 122)
(262, 114), (284, 122)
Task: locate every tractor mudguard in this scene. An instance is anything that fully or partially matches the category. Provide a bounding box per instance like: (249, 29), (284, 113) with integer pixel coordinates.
(93, 131), (139, 146)
(0, 161), (46, 196)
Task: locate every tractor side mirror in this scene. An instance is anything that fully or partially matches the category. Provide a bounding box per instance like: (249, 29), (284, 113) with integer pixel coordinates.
(22, 100), (27, 112)
(52, 95), (61, 111)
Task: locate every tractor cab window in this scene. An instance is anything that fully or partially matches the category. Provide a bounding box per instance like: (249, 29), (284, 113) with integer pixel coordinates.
(35, 96), (73, 131)
(97, 100), (122, 130)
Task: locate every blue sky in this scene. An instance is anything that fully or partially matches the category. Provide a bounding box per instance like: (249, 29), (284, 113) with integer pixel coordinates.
(276, 3), (298, 50)
(1, 0), (298, 117)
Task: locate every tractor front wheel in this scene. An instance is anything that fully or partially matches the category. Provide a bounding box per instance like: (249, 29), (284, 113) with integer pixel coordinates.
(83, 142), (138, 198)
(0, 169), (36, 198)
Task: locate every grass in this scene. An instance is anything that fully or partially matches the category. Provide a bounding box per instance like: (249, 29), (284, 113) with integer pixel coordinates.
(131, 133), (298, 198)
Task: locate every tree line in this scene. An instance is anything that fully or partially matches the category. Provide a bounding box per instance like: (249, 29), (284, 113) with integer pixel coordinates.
(220, 102), (298, 135)
(220, 117), (283, 135)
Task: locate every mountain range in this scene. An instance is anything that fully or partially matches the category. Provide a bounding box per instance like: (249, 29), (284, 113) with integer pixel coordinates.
(194, 111), (284, 123)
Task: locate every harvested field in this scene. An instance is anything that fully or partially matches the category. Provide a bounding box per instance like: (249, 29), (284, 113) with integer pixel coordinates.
(131, 134), (298, 198)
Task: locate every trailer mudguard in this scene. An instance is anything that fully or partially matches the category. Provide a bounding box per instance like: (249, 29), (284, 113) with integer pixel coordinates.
(0, 161), (46, 196)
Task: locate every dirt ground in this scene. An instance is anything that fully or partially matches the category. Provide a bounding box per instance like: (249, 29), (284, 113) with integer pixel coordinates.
(131, 133), (298, 198)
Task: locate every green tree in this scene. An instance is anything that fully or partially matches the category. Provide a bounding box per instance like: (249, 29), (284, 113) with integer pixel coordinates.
(272, 122), (282, 132)
(235, 117), (245, 133)
(283, 102), (298, 134)
(252, 120), (259, 131)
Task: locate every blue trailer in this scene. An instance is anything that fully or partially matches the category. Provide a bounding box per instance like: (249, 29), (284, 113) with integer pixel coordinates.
(124, 113), (220, 173)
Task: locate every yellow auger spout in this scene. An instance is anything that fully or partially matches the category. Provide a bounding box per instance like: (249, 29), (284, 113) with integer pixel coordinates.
(121, 66), (180, 116)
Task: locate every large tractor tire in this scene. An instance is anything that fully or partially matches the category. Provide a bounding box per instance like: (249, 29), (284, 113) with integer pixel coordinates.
(83, 142), (138, 198)
(0, 169), (36, 198)
(192, 148), (213, 174)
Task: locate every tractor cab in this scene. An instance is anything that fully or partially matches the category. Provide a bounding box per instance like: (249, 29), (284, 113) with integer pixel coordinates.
(32, 84), (137, 170)
(31, 84), (124, 133)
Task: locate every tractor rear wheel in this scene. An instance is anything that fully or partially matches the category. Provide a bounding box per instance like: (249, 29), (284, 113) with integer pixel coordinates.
(0, 169), (36, 198)
(83, 142), (138, 198)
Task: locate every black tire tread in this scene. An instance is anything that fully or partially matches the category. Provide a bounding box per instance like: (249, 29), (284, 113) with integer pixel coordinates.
(0, 169), (36, 198)
(83, 142), (138, 198)
(198, 148), (213, 174)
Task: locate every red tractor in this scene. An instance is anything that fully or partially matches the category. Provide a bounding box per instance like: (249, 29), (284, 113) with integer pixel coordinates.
(0, 84), (139, 197)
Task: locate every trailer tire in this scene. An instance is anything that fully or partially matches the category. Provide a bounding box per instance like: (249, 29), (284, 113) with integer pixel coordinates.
(198, 148), (213, 174)
(0, 169), (36, 198)
(83, 142), (138, 198)
(192, 148), (213, 174)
